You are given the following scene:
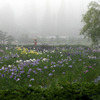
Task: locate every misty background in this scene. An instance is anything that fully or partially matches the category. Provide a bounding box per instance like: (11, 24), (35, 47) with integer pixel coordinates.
(0, 0), (99, 45)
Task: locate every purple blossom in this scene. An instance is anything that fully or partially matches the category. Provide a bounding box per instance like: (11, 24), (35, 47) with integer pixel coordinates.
(29, 84), (32, 87)
(62, 72), (66, 74)
(5, 67), (8, 70)
(23, 63), (27, 66)
(67, 53), (70, 56)
(27, 75), (30, 77)
(16, 78), (20, 81)
(69, 58), (72, 61)
(31, 63), (36, 66)
(48, 73), (53, 76)
(37, 68), (41, 71)
(40, 70), (43, 73)
(58, 61), (62, 64)
(46, 59), (49, 62)
(33, 70), (38, 74)
(51, 62), (56, 65)
(52, 70), (55, 72)
(63, 59), (67, 62)
(37, 59), (40, 62)
(86, 70), (88, 72)
(1, 74), (5, 77)
(14, 76), (16, 80)
(35, 61), (39, 65)
(88, 66), (92, 68)
(68, 56), (72, 61)
(9, 75), (13, 78)
(30, 78), (34, 81)
(11, 72), (15, 75)
(28, 68), (32, 72)
(69, 65), (73, 68)
(20, 71), (24, 74)
(18, 75), (21, 77)
(84, 70), (88, 73)
(44, 66), (48, 69)
(5, 56), (9, 59)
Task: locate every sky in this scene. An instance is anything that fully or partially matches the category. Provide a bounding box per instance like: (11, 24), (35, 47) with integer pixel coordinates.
(0, 0), (99, 38)
(0, 0), (90, 17)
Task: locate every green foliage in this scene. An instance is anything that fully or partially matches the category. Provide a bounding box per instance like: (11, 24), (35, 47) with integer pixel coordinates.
(0, 30), (14, 48)
(80, 1), (100, 46)
(0, 83), (100, 100)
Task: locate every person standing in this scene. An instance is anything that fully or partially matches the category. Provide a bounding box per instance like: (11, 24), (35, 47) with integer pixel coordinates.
(34, 39), (37, 46)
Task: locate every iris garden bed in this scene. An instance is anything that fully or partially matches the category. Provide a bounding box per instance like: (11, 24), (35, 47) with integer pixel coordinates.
(0, 45), (100, 99)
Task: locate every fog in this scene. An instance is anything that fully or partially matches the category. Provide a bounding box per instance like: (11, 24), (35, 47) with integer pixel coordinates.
(0, 0), (98, 39)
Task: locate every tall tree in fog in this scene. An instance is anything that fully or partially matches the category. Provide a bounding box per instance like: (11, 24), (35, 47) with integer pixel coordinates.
(80, 1), (100, 46)
(0, 30), (14, 47)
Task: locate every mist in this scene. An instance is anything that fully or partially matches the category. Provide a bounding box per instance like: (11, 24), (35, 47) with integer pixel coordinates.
(0, 0), (98, 42)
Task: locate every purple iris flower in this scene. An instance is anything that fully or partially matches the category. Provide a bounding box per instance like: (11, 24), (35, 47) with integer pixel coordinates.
(16, 78), (20, 81)
(67, 53), (70, 56)
(29, 84), (32, 87)
(62, 72), (66, 74)
(58, 61), (62, 64)
(37, 59), (40, 62)
(1, 74), (5, 77)
(44, 66), (48, 69)
(84, 70), (88, 73)
(69, 65), (72, 68)
(48, 73), (53, 76)
(54, 65), (56, 67)
(11, 72), (15, 75)
(31, 63), (36, 66)
(20, 71), (24, 74)
(33, 70), (37, 74)
(51, 62), (56, 65)
(14, 76), (16, 80)
(28, 68), (32, 72)
(52, 70), (55, 72)
(27, 75), (30, 77)
(88, 66), (92, 68)
(30, 78), (34, 81)
(37, 68), (41, 71)
(9, 75), (13, 78)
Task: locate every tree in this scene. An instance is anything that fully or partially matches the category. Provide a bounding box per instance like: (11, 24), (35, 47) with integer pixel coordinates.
(0, 30), (14, 48)
(6, 35), (14, 45)
(0, 30), (7, 48)
(80, 1), (100, 46)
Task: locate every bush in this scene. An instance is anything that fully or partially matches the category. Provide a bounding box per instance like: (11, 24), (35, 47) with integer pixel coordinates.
(0, 82), (100, 100)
